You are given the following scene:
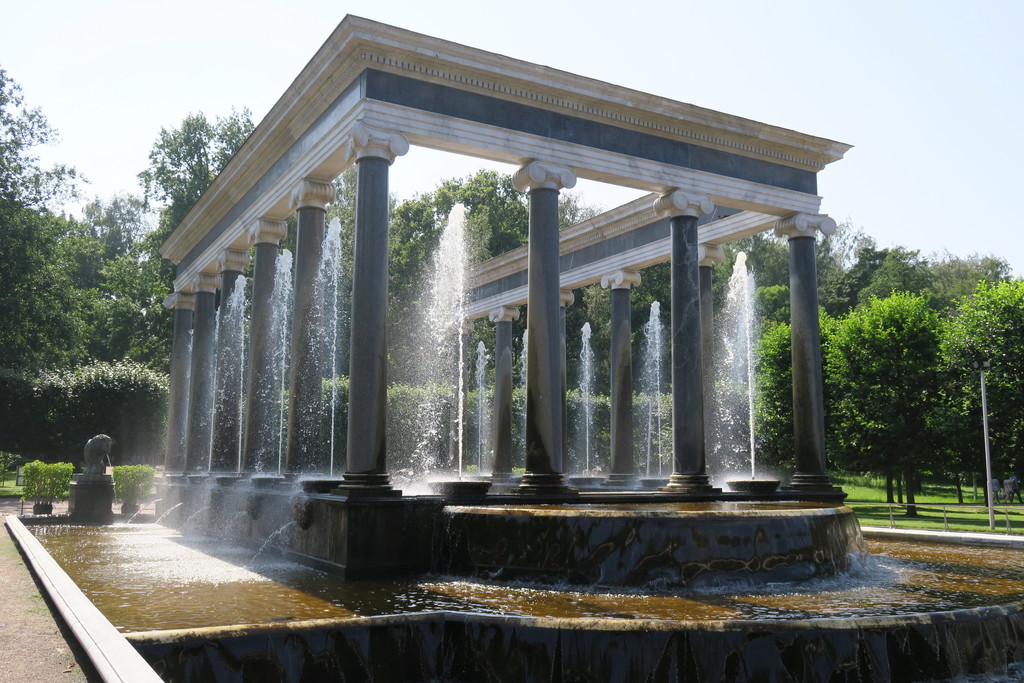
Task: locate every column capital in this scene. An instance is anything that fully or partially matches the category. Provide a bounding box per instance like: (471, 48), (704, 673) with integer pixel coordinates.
(600, 269), (642, 291)
(488, 306), (521, 324)
(291, 177), (335, 211)
(218, 248), (250, 274)
(559, 289), (575, 308)
(163, 291), (195, 311)
(343, 120), (410, 164)
(654, 189), (714, 219)
(249, 218), (287, 246)
(698, 244), (726, 267)
(186, 272), (219, 295)
(512, 160), (577, 193)
(773, 213), (837, 240)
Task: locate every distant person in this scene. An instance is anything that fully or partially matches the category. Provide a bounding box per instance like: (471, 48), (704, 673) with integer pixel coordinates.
(992, 477), (1004, 503)
(1008, 475), (1023, 504)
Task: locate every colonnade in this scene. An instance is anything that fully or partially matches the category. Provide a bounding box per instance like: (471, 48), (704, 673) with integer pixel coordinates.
(162, 126), (837, 495)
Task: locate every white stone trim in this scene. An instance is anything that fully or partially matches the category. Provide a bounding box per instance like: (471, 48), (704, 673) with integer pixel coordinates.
(342, 119), (410, 164)
(217, 248), (250, 274)
(654, 189), (714, 219)
(773, 213), (838, 240)
(188, 273), (219, 295)
(291, 177), (335, 211)
(162, 291), (196, 312)
(600, 270), (642, 291)
(464, 211), (778, 320)
(699, 244), (726, 267)
(249, 218), (288, 246)
(488, 306), (520, 323)
(512, 160), (577, 193)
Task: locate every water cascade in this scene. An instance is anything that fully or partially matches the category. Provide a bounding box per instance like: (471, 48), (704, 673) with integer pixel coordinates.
(475, 341), (487, 471)
(640, 302), (665, 477)
(577, 322), (595, 473)
(271, 250), (294, 474)
(407, 204), (470, 476)
(715, 252), (760, 480)
(518, 330), (527, 457)
(319, 218), (346, 476)
(211, 278), (248, 471)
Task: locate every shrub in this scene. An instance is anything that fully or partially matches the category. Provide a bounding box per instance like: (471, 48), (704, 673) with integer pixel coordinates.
(19, 460), (74, 504)
(36, 360), (168, 465)
(112, 465), (156, 505)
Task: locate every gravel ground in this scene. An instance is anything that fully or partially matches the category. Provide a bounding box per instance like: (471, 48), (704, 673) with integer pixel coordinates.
(0, 499), (99, 682)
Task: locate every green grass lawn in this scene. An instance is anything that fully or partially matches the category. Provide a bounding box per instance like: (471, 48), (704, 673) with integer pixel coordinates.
(834, 473), (1024, 534)
(0, 469), (21, 498)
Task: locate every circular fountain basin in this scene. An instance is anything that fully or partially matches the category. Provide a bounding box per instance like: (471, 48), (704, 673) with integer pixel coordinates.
(442, 502), (863, 587)
(24, 522), (1024, 681)
(726, 478), (781, 494)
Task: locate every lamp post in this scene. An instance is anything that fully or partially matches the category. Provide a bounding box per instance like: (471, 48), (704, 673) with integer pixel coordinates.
(974, 360), (994, 530)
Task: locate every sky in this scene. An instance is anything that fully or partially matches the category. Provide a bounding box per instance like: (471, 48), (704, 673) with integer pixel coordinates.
(3, 0), (1022, 275)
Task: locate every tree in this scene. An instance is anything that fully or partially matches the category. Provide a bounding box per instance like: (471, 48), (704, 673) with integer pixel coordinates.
(128, 109), (255, 369)
(138, 108), (254, 238)
(941, 280), (1024, 479)
(826, 293), (943, 510)
(927, 252), (1011, 310)
(0, 70), (90, 373)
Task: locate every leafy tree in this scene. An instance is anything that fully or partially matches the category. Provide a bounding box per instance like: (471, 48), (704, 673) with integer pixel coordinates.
(0, 70), (90, 373)
(0, 68), (77, 208)
(81, 193), (151, 262)
(941, 280), (1024, 479)
(138, 108), (254, 235)
(826, 293), (943, 510)
(125, 109), (254, 369)
(856, 248), (932, 304)
(927, 252), (1011, 310)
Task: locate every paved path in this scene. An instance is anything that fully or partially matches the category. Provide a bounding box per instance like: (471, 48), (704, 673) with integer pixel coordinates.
(0, 498), (98, 682)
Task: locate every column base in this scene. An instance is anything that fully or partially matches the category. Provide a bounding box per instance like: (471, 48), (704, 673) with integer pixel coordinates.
(602, 473), (638, 488)
(785, 473), (841, 492)
(660, 473), (717, 493)
(333, 472), (401, 498)
(489, 471), (517, 484)
(515, 472), (577, 496)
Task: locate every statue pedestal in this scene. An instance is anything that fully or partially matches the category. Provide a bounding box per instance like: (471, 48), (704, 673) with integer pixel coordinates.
(68, 474), (114, 524)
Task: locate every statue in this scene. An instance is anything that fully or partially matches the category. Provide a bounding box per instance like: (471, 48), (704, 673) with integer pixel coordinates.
(82, 434), (112, 478)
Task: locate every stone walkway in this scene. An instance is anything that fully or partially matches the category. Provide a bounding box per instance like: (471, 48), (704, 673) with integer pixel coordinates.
(0, 498), (98, 682)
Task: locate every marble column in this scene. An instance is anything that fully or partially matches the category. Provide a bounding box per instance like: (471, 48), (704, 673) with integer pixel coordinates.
(162, 291), (195, 472)
(184, 273), (219, 472)
(489, 306), (520, 482)
(339, 122), (409, 494)
(774, 213), (839, 491)
(602, 269), (642, 486)
(513, 160), (576, 494)
(285, 178), (335, 475)
(210, 248), (250, 473)
(656, 189), (716, 493)
(242, 219), (288, 474)
(698, 244), (725, 469)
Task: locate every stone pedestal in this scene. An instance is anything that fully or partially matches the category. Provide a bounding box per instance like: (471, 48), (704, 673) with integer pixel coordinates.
(68, 475), (114, 524)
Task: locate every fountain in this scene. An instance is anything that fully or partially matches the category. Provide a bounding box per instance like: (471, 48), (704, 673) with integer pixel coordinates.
(474, 340), (488, 471)
(405, 204), (471, 480)
(319, 218), (345, 476)
(715, 252), (779, 494)
(640, 301), (666, 481)
(9, 17), (1024, 683)
(577, 322), (595, 474)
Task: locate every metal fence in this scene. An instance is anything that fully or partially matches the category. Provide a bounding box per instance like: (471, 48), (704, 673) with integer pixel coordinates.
(853, 502), (1024, 535)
